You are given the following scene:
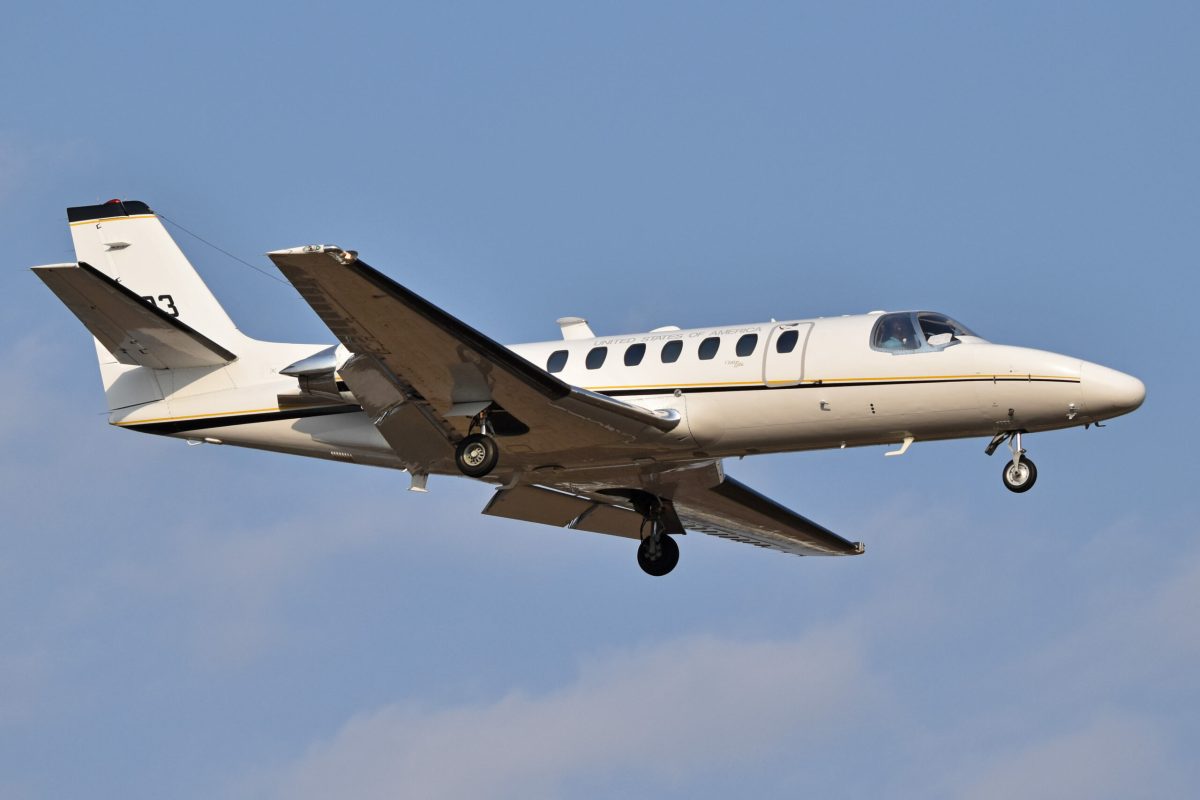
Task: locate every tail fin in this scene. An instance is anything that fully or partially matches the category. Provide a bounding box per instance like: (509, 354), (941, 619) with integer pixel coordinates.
(48, 200), (250, 412)
(67, 200), (245, 349)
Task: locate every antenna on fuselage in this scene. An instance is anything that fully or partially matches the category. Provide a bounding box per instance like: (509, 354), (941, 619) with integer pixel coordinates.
(556, 317), (595, 340)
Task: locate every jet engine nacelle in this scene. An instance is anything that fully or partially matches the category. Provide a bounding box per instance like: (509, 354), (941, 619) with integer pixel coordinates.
(280, 344), (358, 404)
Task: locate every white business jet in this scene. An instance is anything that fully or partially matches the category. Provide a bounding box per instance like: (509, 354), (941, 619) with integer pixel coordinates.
(33, 200), (1145, 576)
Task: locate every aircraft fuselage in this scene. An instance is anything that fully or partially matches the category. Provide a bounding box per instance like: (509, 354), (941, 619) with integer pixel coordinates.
(106, 310), (1143, 477)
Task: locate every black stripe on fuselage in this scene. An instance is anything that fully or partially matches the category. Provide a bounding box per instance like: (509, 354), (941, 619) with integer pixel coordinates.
(120, 404), (362, 435)
(599, 376), (1079, 397)
(117, 377), (1077, 434)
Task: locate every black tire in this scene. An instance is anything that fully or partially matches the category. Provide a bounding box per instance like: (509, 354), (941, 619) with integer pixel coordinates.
(1002, 457), (1037, 493)
(637, 534), (680, 577)
(455, 433), (499, 478)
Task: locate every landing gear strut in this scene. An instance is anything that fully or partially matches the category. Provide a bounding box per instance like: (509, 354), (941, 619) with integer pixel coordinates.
(634, 497), (680, 577)
(988, 431), (1037, 493)
(455, 412), (499, 478)
(637, 519), (679, 577)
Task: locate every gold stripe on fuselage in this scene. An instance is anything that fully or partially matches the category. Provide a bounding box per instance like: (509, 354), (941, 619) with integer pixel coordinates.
(587, 374), (1080, 392)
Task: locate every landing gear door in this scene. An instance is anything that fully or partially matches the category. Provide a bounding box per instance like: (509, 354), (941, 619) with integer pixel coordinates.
(763, 322), (813, 387)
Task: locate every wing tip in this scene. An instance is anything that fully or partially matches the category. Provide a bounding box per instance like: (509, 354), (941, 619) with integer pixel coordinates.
(267, 244), (358, 263)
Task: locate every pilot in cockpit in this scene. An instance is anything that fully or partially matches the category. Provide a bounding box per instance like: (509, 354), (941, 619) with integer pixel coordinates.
(879, 316), (919, 350)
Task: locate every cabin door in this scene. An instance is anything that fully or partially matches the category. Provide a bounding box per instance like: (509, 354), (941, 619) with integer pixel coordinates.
(763, 323), (813, 387)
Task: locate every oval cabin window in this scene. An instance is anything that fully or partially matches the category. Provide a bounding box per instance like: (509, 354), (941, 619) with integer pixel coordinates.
(547, 350), (568, 373)
(586, 346), (608, 370)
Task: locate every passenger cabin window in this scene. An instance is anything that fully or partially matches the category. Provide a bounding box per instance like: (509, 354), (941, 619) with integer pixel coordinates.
(661, 340), (683, 363)
(547, 350), (568, 373)
(586, 346), (608, 370)
(776, 329), (799, 353)
(736, 333), (758, 357)
(698, 337), (720, 360)
(624, 343), (646, 366)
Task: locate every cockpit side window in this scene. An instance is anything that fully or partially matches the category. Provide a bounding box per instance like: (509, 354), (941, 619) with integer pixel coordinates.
(872, 313), (921, 352)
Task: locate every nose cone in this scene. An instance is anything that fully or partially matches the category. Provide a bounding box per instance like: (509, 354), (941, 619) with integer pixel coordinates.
(1081, 362), (1146, 419)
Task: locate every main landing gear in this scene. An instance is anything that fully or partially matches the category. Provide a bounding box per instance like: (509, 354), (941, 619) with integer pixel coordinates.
(599, 489), (683, 576)
(987, 430), (1038, 493)
(456, 433), (498, 477)
(638, 523), (679, 577)
(635, 499), (680, 577)
(455, 413), (499, 478)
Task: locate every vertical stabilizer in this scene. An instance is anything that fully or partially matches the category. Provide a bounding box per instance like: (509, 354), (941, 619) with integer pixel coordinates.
(67, 200), (245, 349)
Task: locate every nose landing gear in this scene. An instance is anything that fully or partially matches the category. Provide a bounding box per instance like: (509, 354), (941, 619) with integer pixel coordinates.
(1002, 454), (1037, 492)
(988, 430), (1038, 493)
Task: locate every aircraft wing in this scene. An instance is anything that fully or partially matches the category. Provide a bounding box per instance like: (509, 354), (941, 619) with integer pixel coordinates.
(32, 262), (236, 369)
(269, 247), (682, 467)
(485, 466), (864, 557)
(669, 476), (863, 556)
(268, 246), (861, 558)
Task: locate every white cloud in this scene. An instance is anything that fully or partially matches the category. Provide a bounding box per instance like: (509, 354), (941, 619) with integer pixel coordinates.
(954, 714), (1175, 800)
(238, 510), (1200, 799)
(874, 514), (1200, 799)
(1013, 523), (1200, 702)
(256, 629), (880, 800)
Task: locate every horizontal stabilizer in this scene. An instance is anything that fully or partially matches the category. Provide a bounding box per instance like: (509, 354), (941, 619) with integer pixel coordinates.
(32, 262), (236, 369)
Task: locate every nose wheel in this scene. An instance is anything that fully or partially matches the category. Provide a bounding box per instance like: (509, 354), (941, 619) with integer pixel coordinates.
(988, 430), (1038, 493)
(1002, 456), (1037, 492)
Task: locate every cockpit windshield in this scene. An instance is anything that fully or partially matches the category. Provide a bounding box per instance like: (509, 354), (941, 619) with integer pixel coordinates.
(871, 312), (980, 353)
(916, 312), (976, 340)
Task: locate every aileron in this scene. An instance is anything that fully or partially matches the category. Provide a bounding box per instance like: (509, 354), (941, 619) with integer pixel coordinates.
(674, 477), (864, 556)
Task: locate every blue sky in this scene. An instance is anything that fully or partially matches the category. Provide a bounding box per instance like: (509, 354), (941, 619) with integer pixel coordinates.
(2, 2), (1197, 797)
